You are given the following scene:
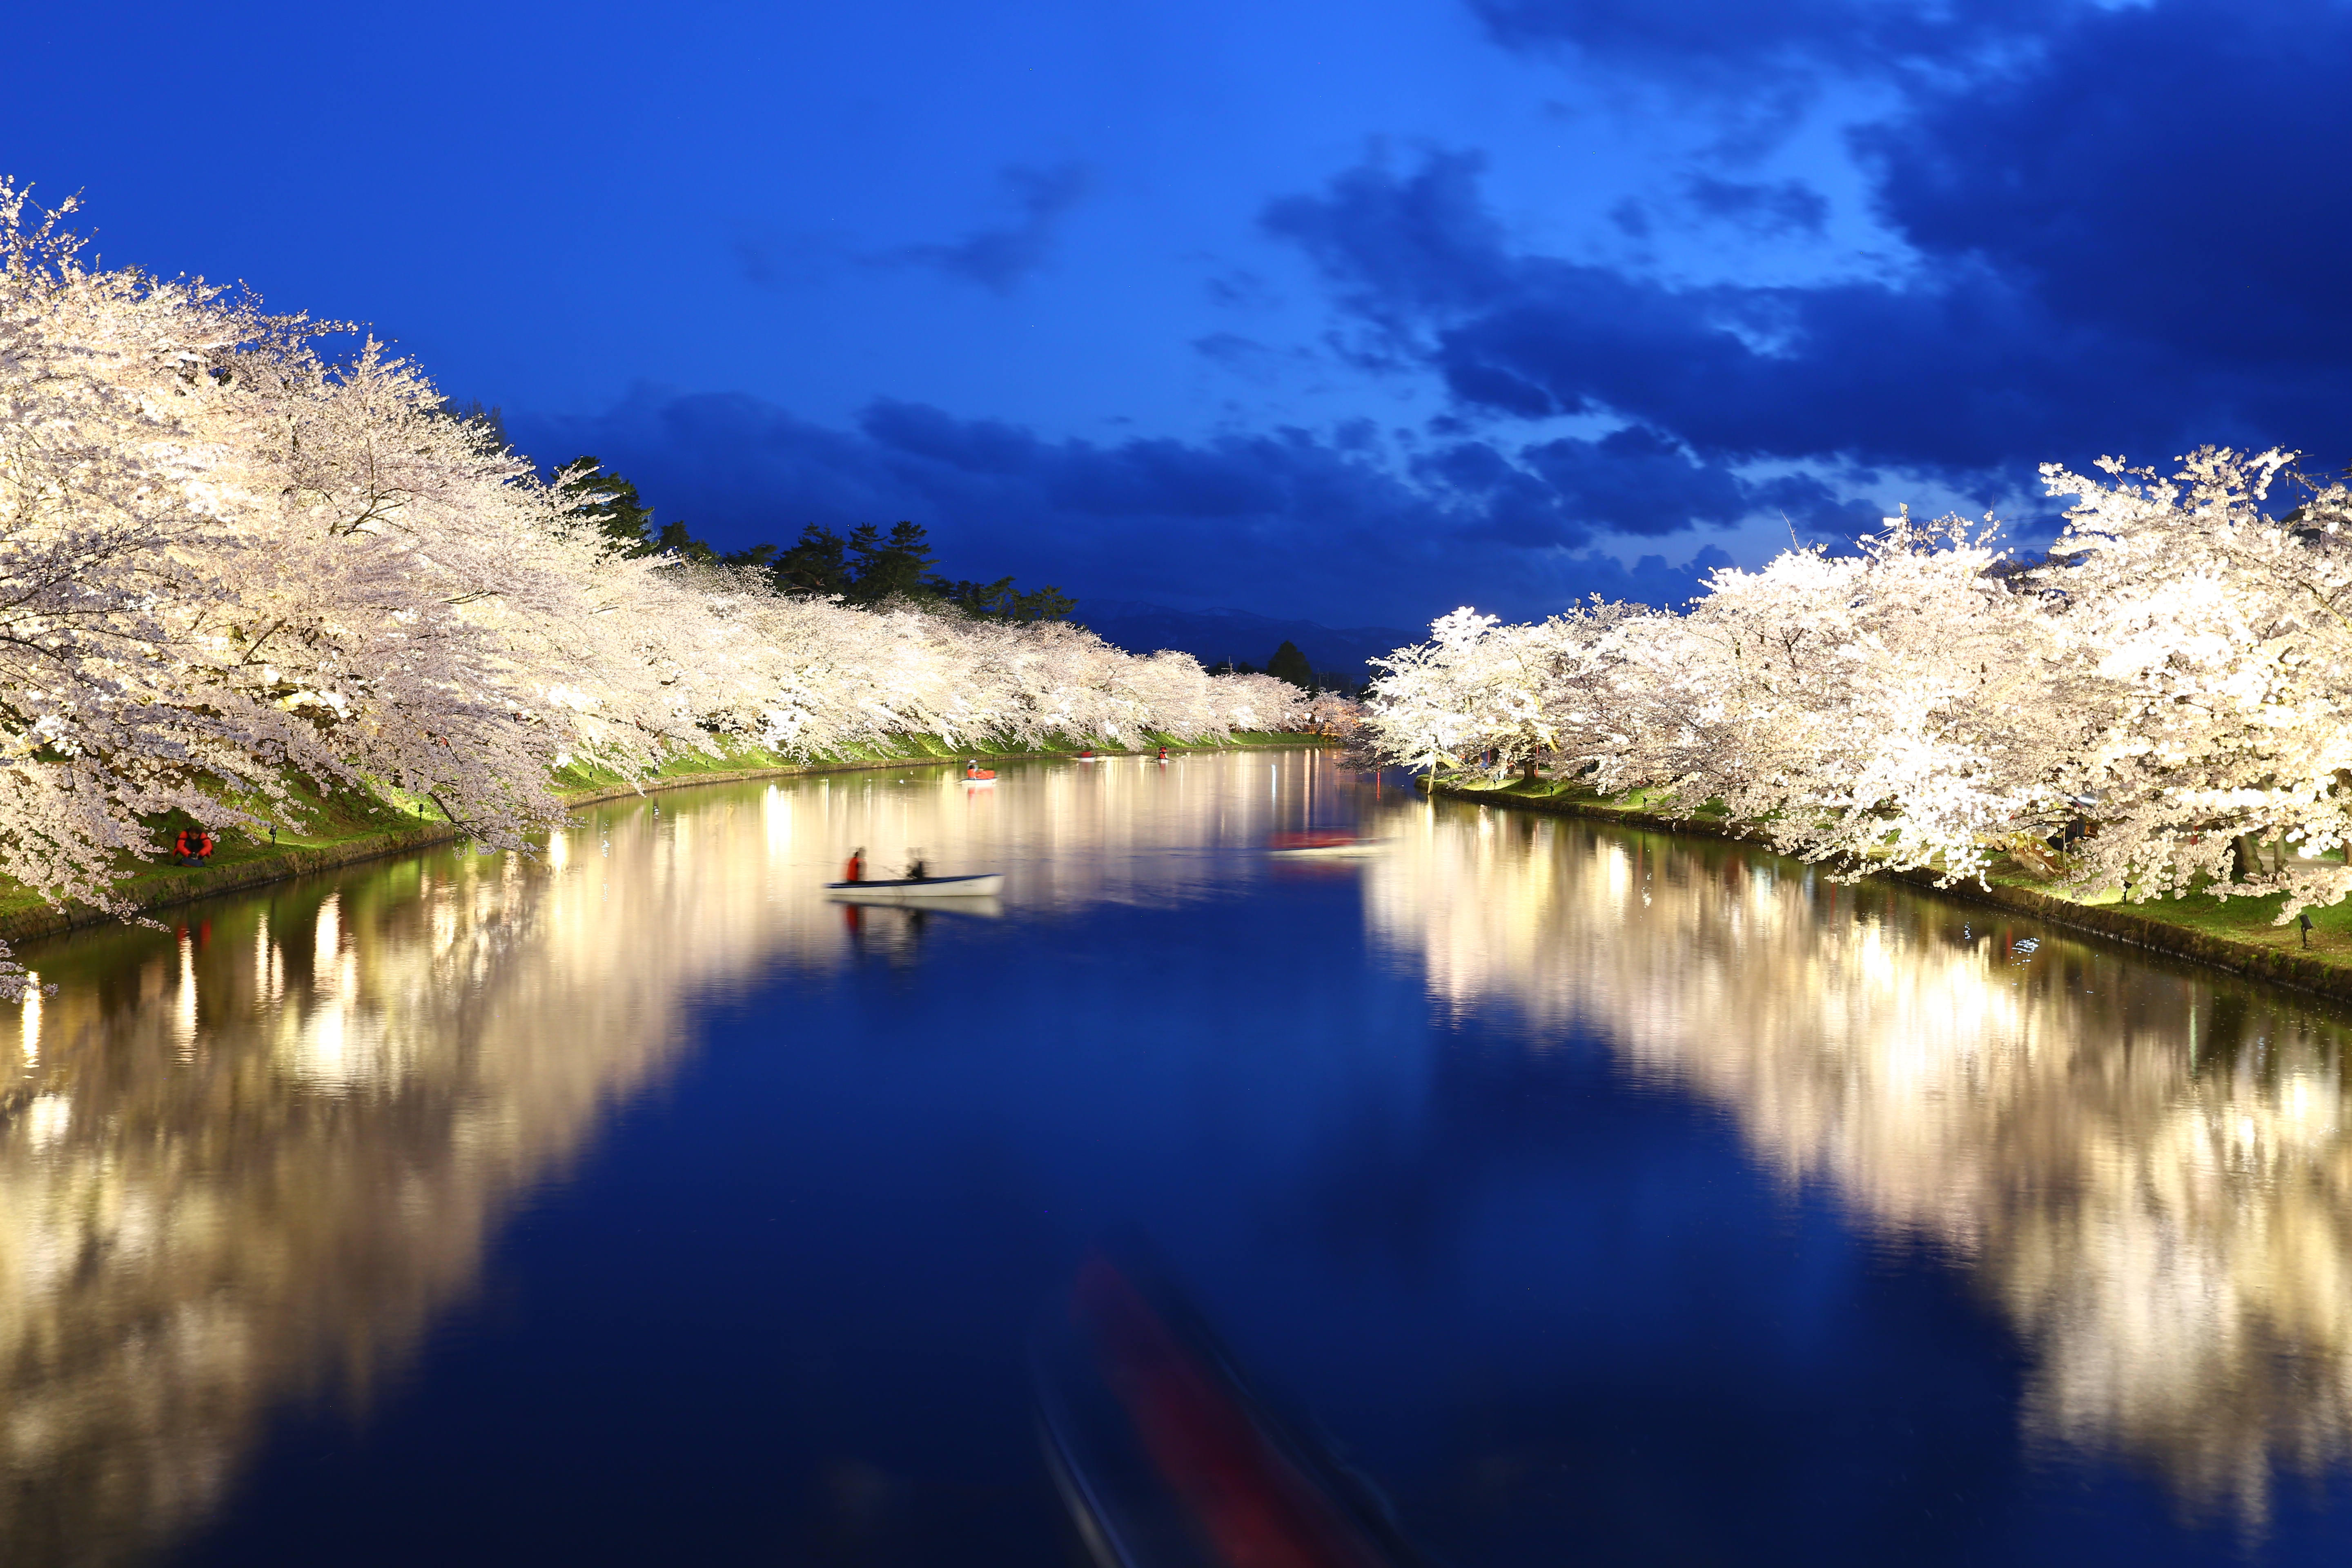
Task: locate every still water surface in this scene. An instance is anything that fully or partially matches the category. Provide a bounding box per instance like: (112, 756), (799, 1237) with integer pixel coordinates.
(4, 749), (2351, 1565)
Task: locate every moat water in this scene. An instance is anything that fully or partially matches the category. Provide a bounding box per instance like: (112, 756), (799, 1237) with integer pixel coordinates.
(4, 749), (2350, 1565)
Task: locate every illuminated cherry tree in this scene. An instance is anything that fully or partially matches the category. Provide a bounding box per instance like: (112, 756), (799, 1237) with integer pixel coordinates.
(0, 183), (1319, 992)
(2037, 448), (2352, 914)
(1362, 486), (2352, 906)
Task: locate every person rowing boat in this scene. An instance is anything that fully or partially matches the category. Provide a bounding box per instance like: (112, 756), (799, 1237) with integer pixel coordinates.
(828, 845), (1003, 899)
(825, 869), (1004, 899)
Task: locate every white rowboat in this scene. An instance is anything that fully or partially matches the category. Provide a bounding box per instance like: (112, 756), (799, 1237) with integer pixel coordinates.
(826, 873), (1005, 900)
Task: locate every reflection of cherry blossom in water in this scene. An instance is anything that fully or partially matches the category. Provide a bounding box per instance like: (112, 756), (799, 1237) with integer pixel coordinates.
(1363, 797), (2352, 1525)
(0, 752), (1321, 1566)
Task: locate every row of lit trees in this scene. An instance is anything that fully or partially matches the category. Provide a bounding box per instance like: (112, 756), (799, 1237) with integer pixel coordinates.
(0, 183), (1316, 983)
(1364, 447), (2352, 919)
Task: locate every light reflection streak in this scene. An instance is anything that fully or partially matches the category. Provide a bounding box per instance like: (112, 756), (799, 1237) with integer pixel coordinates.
(0, 755), (1307, 1566)
(1363, 798), (2352, 1523)
(172, 936), (194, 1055)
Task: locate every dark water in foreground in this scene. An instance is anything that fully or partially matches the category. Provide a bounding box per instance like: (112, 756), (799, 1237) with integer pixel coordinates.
(4, 749), (2351, 1565)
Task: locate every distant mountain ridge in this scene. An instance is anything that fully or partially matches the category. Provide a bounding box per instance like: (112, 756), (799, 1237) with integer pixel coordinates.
(1076, 599), (1418, 682)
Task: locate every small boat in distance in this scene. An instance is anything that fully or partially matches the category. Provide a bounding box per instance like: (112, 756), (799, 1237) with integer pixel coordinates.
(826, 872), (1004, 900)
(1267, 830), (1389, 858)
(963, 760), (997, 783)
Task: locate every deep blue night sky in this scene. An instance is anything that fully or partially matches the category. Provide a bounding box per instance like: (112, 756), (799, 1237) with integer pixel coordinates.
(13, 0), (2352, 626)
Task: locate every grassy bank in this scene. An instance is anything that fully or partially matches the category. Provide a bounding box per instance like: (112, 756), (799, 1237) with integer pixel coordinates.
(1424, 771), (2352, 1007)
(0, 731), (1331, 945)
(546, 728), (1323, 797)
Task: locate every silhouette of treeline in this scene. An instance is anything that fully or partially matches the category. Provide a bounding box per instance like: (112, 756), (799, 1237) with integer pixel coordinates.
(557, 457), (1077, 624)
(1205, 639), (1359, 696)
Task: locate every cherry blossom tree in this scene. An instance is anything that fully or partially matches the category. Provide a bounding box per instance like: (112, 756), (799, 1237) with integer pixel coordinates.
(1644, 511), (2078, 882)
(0, 183), (1314, 991)
(2038, 448), (2352, 915)
(1367, 512), (2084, 887)
(0, 184), (327, 923)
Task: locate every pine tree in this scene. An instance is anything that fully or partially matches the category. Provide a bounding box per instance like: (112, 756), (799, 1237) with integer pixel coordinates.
(1267, 640), (1316, 690)
(557, 458), (660, 556)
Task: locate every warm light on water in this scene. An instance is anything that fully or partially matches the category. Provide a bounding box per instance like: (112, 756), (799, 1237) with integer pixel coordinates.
(1365, 802), (2352, 1527)
(0, 756), (1309, 1565)
(3, 752), (2349, 1565)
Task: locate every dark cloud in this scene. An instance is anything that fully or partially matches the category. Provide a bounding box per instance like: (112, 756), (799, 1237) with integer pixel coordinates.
(728, 228), (836, 292)
(1263, 153), (1511, 326)
(1860, 0), (2352, 368)
(1745, 472), (1888, 543)
(1682, 174), (1826, 236)
(859, 400), (1042, 477)
(1468, 0), (2082, 85)
(514, 389), (1474, 623)
(1263, 1), (2352, 480)
(1608, 175), (1827, 251)
(879, 163), (1094, 294)
(1520, 425), (1748, 536)
(1564, 544), (1734, 608)
(728, 162), (1094, 296)
(1192, 331), (1279, 382)
(1203, 269), (1280, 310)
(509, 390), (1860, 624)
(1414, 424), (1872, 544)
